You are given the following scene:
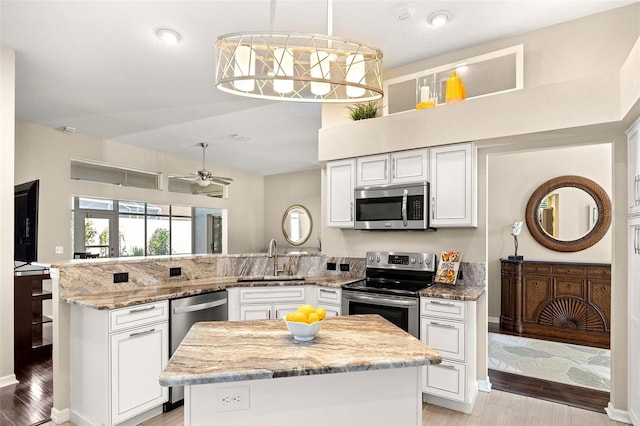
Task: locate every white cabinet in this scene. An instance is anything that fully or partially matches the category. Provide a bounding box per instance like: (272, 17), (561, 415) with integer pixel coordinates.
(228, 286), (306, 321)
(628, 119), (640, 216)
(316, 286), (342, 317)
(326, 159), (356, 228)
(629, 118), (640, 426)
(71, 300), (169, 426)
(429, 142), (477, 227)
(356, 149), (429, 187)
(420, 297), (477, 413)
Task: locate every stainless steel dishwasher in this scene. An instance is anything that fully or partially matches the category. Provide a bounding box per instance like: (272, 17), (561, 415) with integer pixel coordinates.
(163, 290), (228, 412)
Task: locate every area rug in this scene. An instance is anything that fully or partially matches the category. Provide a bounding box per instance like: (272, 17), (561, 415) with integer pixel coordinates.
(488, 332), (610, 392)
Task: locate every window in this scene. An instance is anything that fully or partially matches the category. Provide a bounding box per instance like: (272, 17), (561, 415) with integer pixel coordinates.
(73, 197), (193, 258)
(71, 159), (159, 190)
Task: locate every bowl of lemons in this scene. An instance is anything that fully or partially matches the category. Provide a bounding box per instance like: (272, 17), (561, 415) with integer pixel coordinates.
(284, 304), (327, 341)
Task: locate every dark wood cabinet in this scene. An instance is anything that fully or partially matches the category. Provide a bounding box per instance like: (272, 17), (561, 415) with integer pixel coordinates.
(500, 259), (610, 348)
(14, 271), (52, 367)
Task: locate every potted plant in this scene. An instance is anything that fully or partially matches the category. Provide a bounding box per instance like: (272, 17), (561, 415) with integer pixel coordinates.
(346, 101), (379, 121)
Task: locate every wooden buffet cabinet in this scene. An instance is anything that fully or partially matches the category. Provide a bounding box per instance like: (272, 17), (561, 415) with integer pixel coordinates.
(500, 259), (610, 348)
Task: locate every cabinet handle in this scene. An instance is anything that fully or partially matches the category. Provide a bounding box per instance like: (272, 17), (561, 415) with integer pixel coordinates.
(384, 161), (388, 180)
(129, 306), (155, 314)
(429, 300), (455, 307)
(392, 158), (396, 179)
(431, 197), (435, 220)
(129, 328), (155, 338)
(350, 201), (353, 221)
(636, 175), (640, 206)
(430, 321), (455, 328)
(437, 364), (457, 370)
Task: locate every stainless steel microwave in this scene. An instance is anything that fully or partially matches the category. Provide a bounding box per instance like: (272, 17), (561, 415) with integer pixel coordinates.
(354, 182), (435, 230)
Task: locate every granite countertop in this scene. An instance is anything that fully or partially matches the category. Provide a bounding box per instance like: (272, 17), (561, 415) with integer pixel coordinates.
(159, 314), (442, 387)
(420, 283), (485, 301)
(61, 275), (361, 310)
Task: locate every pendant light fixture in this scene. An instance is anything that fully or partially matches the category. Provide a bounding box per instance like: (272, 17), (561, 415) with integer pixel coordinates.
(215, 0), (383, 103)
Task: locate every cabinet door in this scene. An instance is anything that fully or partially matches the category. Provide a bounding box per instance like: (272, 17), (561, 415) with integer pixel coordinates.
(326, 159), (356, 228)
(110, 322), (168, 424)
(391, 149), (429, 184)
(318, 304), (341, 317)
(356, 154), (390, 187)
(629, 216), (640, 425)
(421, 317), (466, 362)
(429, 143), (477, 227)
(240, 304), (272, 320)
(628, 119), (640, 215)
(273, 303), (300, 319)
(522, 276), (551, 322)
(423, 362), (466, 402)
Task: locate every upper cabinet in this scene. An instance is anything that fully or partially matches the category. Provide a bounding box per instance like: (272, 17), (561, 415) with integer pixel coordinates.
(429, 143), (477, 228)
(356, 149), (429, 187)
(628, 118), (640, 216)
(326, 158), (356, 228)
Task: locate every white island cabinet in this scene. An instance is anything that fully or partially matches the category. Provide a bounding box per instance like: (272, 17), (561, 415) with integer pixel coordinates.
(70, 300), (169, 426)
(227, 286), (305, 321)
(160, 315), (441, 426)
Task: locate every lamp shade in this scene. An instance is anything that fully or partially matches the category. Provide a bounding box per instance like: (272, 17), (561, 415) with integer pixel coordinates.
(216, 32), (383, 103)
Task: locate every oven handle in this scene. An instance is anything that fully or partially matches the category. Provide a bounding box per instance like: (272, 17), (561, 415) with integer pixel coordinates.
(343, 292), (417, 307)
(401, 189), (408, 227)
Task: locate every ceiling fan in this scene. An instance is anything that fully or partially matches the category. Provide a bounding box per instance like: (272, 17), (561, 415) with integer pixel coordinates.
(175, 143), (233, 186)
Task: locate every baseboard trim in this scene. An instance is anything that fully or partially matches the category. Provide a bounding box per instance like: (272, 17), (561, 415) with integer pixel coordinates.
(488, 316), (500, 324)
(478, 377), (492, 393)
(0, 374), (18, 388)
(50, 407), (70, 424)
(605, 402), (631, 424)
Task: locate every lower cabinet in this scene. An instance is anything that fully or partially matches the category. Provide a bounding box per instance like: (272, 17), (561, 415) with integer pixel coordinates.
(70, 300), (169, 426)
(420, 297), (477, 413)
(228, 285), (342, 321)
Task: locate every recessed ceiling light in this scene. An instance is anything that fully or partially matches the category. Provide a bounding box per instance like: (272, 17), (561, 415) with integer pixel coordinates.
(156, 28), (181, 45)
(429, 11), (450, 27)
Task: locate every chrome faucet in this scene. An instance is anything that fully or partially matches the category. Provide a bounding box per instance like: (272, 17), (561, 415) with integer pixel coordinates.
(267, 238), (282, 276)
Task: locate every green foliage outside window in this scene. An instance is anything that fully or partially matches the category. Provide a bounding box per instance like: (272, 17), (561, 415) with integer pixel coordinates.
(148, 228), (170, 255)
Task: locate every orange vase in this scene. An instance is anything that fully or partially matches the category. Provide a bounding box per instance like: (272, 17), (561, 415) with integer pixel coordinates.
(445, 71), (464, 103)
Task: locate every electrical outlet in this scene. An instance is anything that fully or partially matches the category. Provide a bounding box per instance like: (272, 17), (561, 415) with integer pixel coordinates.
(327, 262), (336, 270)
(169, 267), (182, 277)
(113, 272), (129, 283)
(55, 246), (64, 254)
(339, 263), (350, 272)
(215, 386), (250, 412)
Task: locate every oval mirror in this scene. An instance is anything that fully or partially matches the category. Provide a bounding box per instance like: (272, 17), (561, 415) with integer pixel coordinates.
(525, 176), (611, 252)
(282, 205), (313, 246)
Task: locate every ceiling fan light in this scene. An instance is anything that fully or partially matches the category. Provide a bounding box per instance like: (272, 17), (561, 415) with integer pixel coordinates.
(196, 178), (210, 187)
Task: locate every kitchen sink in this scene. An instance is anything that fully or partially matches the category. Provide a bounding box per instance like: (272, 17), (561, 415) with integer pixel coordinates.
(237, 276), (305, 282)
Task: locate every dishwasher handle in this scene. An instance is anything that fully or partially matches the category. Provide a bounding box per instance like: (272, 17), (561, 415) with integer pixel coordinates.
(173, 298), (228, 315)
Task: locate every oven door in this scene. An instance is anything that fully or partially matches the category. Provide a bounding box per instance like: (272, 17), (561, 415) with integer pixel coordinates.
(341, 290), (419, 338)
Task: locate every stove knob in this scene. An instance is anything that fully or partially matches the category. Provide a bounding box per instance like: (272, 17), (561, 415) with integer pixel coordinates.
(368, 255), (374, 262)
(418, 258), (424, 264)
(410, 257), (416, 264)
(376, 255), (381, 262)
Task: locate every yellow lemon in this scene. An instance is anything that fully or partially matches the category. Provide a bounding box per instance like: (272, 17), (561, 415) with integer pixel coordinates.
(290, 311), (307, 323)
(285, 312), (296, 321)
(307, 312), (320, 324)
(316, 307), (327, 320)
(297, 304), (316, 316)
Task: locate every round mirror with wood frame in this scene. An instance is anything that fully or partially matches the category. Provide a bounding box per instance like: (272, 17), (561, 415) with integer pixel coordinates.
(525, 175), (611, 252)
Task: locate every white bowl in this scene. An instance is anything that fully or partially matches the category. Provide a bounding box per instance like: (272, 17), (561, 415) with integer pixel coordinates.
(284, 318), (323, 341)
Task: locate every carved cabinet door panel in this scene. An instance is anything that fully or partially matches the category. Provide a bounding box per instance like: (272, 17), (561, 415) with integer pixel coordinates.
(522, 276), (552, 322)
(588, 280), (611, 331)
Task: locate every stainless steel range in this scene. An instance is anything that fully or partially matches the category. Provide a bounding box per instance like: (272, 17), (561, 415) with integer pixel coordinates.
(342, 251), (437, 338)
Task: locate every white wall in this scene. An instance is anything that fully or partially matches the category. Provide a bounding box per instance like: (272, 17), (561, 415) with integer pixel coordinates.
(264, 169), (321, 252)
(0, 46), (17, 386)
(14, 121), (266, 261)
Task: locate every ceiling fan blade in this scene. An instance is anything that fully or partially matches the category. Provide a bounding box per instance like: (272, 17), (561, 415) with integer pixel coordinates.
(209, 177), (232, 185)
(170, 175), (197, 180)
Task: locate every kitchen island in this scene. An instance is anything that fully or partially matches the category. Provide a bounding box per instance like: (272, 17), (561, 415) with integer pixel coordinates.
(159, 314), (441, 426)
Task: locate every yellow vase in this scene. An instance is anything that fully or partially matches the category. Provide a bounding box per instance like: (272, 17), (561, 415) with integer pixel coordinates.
(445, 71), (464, 103)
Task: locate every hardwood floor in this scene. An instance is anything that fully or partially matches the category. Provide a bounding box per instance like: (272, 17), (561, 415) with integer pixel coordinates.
(0, 357), (52, 426)
(44, 389), (625, 426)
